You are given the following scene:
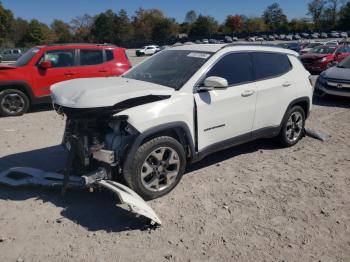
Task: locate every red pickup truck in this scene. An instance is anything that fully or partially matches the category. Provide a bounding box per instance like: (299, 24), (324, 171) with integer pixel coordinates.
(0, 44), (132, 116)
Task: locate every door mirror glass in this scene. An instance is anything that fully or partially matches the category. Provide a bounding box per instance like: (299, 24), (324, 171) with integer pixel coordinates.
(200, 76), (228, 91)
(39, 60), (52, 69)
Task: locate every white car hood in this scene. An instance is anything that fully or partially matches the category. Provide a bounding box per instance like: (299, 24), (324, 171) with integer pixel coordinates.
(51, 77), (174, 108)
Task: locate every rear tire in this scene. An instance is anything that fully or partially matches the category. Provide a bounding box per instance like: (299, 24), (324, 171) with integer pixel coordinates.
(123, 136), (186, 200)
(0, 89), (30, 117)
(277, 106), (305, 147)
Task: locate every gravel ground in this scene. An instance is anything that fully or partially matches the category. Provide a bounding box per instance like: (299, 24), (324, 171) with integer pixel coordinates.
(0, 50), (349, 262)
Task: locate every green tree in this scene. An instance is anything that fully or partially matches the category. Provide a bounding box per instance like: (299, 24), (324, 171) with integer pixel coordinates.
(245, 17), (268, 33)
(262, 2), (288, 32)
(224, 15), (244, 34)
(189, 15), (219, 38)
(0, 1), (14, 46)
(338, 1), (350, 30)
(308, 0), (326, 30)
(184, 10), (197, 24)
(132, 8), (164, 42)
(10, 18), (28, 46)
(91, 10), (117, 43)
(289, 18), (314, 32)
(114, 9), (134, 45)
(51, 19), (72, 43)
(21, 19), (55, 46)
(152, 18), (178, 44)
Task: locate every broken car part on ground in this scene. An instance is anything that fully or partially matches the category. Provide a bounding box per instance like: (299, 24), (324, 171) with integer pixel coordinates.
(0, 167), (162, 226)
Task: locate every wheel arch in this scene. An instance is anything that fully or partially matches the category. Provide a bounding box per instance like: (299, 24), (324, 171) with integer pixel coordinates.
(124, 122), (195, 170)
(0, 81), (34, 103)
(280, 97), (310, 127)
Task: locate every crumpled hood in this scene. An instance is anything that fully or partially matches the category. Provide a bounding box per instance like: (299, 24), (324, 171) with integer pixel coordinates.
(300, 53), (328, 61)
(322, 66), (350, 81)
(51, 77), (175, 108)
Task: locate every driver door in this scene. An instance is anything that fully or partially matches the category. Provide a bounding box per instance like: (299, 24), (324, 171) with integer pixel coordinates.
(194, 52), (257, 151)
(34, 49), (77, 96)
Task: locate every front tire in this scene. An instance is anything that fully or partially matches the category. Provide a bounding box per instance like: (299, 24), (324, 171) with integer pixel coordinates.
(277, 106), (305, 147)
(123, 136), (186, 200)
(0, 89), (30, 117)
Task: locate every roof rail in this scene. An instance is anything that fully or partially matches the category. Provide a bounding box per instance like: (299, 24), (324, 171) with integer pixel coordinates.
(220, 42), (279, 50)
(45, 43), (116, 47)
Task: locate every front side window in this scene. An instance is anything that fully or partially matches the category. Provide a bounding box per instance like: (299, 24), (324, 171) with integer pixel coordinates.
(80, 49), (103, 66)
(252, 52), (292, 80)
(124, 50), (212, 89)
(39, 49), (75, 68)
(206, 53), (254, 86)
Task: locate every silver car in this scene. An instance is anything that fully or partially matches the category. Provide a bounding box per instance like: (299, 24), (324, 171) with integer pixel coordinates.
(0, 49), (23, 61)
(315, 56), (350, 97)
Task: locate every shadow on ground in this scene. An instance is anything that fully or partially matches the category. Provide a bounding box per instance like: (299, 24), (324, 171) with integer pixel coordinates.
(188, 138), (280, 173)
(0, 146), (153, 232)
(0, 136), (304, 231)
(313, 95), (350, 109)
(27, 103), (54, 114)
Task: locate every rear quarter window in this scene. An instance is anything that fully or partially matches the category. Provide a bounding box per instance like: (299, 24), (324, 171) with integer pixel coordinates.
(80, 49), (103, 66)
(105, 49), (114, 61)
(252, 52), (292, 81)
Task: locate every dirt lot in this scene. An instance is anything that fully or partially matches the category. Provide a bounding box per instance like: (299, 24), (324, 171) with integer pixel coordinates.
(0, 51), (350, 262)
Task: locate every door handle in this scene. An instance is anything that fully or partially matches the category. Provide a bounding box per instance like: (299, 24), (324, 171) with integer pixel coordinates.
(282, 82), (292, 87)
(99, 69), (108, 73)
(241, 90), (255, 97)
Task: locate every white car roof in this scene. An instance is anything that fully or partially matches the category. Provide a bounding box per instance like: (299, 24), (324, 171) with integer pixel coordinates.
(171, 44), (299, 56)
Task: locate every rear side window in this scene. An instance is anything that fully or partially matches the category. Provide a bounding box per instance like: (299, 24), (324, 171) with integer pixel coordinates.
(105, 49), (114, 61)
(206, 53), (253, 86)
(252, 52), (292, 81)
(80, 49), (103, 66)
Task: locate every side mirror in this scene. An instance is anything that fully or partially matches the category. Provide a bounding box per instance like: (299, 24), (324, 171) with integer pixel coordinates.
(39, 60), (52, 69)
(199, 76), (228, 91)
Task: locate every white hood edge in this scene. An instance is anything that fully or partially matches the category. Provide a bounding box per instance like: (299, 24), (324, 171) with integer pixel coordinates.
(51, 77), (175, 109)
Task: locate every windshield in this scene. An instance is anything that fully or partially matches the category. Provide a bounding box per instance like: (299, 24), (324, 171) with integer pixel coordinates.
(337, 56), (350, 69)
(14, 47), (41, 66)
(123, 50), (212, 89)
(310, 46), (335, 54)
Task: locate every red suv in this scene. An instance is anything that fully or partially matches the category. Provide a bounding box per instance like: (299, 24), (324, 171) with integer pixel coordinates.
(0, 44), (132, 116)
(300, 45), (350, 74)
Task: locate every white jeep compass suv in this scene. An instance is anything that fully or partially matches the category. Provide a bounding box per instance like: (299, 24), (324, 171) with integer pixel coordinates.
(51, 44), (313, 200)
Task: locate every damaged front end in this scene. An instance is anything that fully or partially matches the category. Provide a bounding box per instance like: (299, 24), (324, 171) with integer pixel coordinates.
(0, 104), (162, 225)
(56, 104), (139, 181)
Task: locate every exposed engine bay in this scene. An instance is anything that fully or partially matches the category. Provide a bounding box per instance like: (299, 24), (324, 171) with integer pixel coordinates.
(55, 105), (139, 180)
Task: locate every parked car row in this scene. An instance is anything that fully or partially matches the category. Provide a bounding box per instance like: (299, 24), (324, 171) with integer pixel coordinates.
(247, 31), (348, 42)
